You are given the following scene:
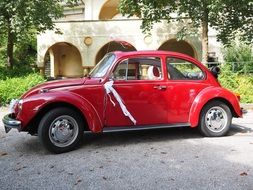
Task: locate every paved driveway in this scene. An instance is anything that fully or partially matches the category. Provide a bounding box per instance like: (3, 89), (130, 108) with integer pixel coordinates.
(0, 107), (253, 190)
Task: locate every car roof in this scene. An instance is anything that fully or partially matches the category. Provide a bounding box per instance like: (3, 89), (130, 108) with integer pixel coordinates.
(113, 50), (196, 60)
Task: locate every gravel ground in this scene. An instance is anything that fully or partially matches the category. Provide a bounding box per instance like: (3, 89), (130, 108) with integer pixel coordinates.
(0, 107), (253, 190)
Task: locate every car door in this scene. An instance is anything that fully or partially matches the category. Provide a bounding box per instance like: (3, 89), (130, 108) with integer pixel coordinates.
(105, 56), (169, 127)
(165, 56), (210, 123)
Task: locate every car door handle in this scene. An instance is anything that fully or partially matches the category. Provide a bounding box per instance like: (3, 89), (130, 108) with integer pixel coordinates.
(154, 85), (167, 90)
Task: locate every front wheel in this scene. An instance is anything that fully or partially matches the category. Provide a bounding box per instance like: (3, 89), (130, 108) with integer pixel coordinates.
(199, 101), (232, 137)
(38, 107), (84, 153)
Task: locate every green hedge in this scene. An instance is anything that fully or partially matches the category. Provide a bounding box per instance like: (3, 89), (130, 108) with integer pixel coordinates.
(0, 65), (35, 80)
(219, 65), (253, 103)
(0, 73), (45, 105)
(222, 42), (253, 73)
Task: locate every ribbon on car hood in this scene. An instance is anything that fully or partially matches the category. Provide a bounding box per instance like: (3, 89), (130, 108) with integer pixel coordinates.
(104, 81), (136, 125)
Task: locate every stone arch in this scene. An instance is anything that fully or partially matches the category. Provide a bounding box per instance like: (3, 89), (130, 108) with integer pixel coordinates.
(44, 42), (83, 78)
(99, 0), (120, 20)
(95, 41), (136, 64)
(158, 39), (197, 59)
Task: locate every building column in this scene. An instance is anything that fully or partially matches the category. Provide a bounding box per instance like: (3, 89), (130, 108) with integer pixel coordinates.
(49, 49), (55, 77)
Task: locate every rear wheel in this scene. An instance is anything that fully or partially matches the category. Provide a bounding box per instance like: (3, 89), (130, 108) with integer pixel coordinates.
(199, 101), (232, 137)
(38, 107), (84, 153)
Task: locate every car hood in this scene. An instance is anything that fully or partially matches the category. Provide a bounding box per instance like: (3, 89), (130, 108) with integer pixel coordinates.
(21, 78), (86, 99)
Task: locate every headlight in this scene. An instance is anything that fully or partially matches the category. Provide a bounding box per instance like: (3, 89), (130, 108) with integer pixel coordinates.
(9, 99), (23, 114)
(18, 99), (23, 112)
(9, 99), (19, 113)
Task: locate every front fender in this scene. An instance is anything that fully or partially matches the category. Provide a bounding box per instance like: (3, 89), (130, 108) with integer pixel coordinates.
(18, 91), (103, 132)
(189, 87), (242, 127)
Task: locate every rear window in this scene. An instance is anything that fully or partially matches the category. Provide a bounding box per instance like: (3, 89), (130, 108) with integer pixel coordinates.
(166, 57), (205, 80)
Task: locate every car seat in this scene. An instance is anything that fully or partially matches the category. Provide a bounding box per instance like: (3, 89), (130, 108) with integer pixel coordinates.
(147, 66), (160, 80)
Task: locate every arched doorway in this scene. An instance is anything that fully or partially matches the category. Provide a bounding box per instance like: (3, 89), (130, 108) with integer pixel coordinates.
(95, 41), (136, 64)
(44, 42), (83, 78)
(158, 39), (196, 58)
(99, 0), (120, 20)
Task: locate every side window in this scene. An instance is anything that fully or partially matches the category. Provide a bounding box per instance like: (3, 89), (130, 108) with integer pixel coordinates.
(113, 57), (162, 80)
(166, 57), (204, 80)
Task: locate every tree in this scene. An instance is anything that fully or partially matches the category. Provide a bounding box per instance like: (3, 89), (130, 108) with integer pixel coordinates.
(0, 0), (77, 68)
(119, 0), (253, 63)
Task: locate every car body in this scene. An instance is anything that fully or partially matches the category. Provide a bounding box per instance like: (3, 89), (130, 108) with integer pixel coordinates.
(3, 51), (242, 153)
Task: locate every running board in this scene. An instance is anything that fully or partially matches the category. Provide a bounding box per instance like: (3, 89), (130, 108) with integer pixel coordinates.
(102, 123), (190, 133)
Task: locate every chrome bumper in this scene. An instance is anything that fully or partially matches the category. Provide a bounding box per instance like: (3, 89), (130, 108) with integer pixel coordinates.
(2, 114), (21, 133)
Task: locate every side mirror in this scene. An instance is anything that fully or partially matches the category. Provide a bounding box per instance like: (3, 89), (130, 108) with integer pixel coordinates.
(210, 66), (221, 79)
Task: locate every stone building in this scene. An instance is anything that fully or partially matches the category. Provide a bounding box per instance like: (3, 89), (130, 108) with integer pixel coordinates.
(37, 0), (221, 78)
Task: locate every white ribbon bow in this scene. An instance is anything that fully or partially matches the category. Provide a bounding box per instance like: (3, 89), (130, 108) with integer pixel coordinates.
(104, 81), (137, 125)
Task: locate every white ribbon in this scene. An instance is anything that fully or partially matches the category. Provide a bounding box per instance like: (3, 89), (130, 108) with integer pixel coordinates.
(104, 81), (137, 125)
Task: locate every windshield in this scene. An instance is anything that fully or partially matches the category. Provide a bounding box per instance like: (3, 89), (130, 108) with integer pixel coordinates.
(89, 53), (116, 78)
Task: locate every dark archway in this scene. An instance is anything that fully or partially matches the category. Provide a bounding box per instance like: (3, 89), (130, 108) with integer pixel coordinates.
(95, 41), (136, 64)
(158, 39), (196, 58)
(44, 42), (83, 78)
(99, 0), (120, 20)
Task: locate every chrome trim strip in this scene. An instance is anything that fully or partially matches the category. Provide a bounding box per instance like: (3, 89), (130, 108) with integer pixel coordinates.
(103, 123), (190, 133)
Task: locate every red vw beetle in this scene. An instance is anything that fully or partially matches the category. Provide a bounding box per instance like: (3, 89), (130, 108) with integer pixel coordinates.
(3, 51), (242, 153)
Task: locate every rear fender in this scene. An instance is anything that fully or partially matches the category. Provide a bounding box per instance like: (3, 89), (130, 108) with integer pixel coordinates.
(189, 87), (241, 127)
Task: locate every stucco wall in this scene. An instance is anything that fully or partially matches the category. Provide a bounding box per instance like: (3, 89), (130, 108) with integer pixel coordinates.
(37, 20), (202, 66)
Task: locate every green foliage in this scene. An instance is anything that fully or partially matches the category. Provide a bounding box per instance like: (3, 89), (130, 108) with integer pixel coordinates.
(119, 0), (177, 32)
(219, 44), (253, 103)
(119, 0), (175, 33)
(219, 64), (239, 89)
(0, 30), (37, 67)
(235, 75), (253, 103)
(214, 1), (253, 45)
(0, 73), (45, 105)
(0, 64), (35, 80)
(14, 31), (37, 65)
(0, 34), (7, 66)
(222, 43), (253, 73)
(219, 65), (253, 103)
(0, 47), (6, 66)
(0, 0), (70, 38)
(0, 0), (78, 67)
(0, 63), (45, 105)
(119, 0), (253, 45)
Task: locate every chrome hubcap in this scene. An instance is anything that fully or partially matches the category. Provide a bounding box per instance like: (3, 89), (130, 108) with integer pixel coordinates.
(49, 115), (78, 147)
(205, 106), (228, 133)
